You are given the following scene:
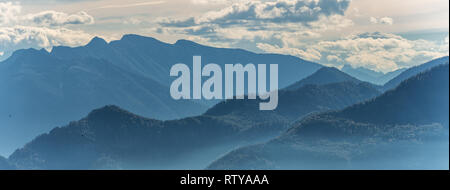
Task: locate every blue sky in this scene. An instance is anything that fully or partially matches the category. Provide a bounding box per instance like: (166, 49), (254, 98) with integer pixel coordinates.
(0, 0), (448, 72)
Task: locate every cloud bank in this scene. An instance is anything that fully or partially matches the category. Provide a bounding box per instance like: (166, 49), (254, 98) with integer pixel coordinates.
(163, 0), (351, 27)
(370, 16), (394, 25)
(1, 0), (448, 73)
(0, 2), (94, 60)
(24, 11), (94, 26)
(257, 32), (449, 72)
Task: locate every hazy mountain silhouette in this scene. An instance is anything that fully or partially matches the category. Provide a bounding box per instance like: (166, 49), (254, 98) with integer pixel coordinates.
(334, 64), (449, 125)
(0, 48), (206, 156)
(7, 80), (380, 169)
(342, 65), (406, 85)
(1, 34), (447, 169)
(206, 82), (380, 121)
(0, 34), (322, 156)
(208, 64), (449, 170)
(285, 67), (361, 90)
(382, 56), (448, 91)
(50, 34), (321, 89)
(0, 156), (14, 170)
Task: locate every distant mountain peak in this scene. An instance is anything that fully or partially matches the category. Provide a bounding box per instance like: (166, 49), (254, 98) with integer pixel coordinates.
(308, 67), (359, 79)
(13, 48), (49, 56)
(0, 33), (323, 157)
(316, 66), (345, 74)
(175, 39), (200, 46)
(86, 36), (108, 48)
(0, 155), (15, 170)
(383, 56), (449, 91)
(286, 66), (360, 90)
(87, 105), (130, 118)
(2, 48), (51, 64)
(83, 105), (159, 127)
(336, 63), (449, 125)
(342, 64), (410, 85)
(120, 34), (160, 43)
(342, 64), (382, 75)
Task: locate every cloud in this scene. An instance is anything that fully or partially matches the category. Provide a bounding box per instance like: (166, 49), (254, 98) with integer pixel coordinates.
(156, 0), (353, 53)
(1, 2), (95, 27)
(0, 26), (93, 58)
(0, 2), (21, 25)
(379, 17), (393, 25)
(89, 1), (165, 11)
(315, 32), (448, 72)
(123, 17), (143, 25)
(369, 16), (378, 24)
(369, 16), (394, 25)
(0, 2), (95, 60)
(24, 11), (94, 26)
(256, 42), (322, 61)
(162, 0), (351, 27)
(326, 55), (341, 62)
(154, 0), (354, 55)
(191, 0), (233, 5)
(255, 32), (449, 72)
(20, 0), (97, 2)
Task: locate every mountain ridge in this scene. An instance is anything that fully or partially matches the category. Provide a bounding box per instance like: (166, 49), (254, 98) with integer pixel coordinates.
(7, 79), (381, 169)
(341, 64), (406, 85)
(285, 67), (362, 90)
(208, 64), (449, 170)
(382, 56), (449, 91)
(0, 34), (323, 156)
(0, 155), (15, 169)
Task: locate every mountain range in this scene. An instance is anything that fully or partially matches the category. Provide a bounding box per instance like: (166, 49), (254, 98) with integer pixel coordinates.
(382, 56), (449, 91)
(0, 34), (322, 156)
(6, 68), (380, 169)
(341, 65), (406, 85)
(285, 67), (361, 90)
(0, 34), (448, 169)
(208, 64), (449, 169)
(0, 156), (14, 170)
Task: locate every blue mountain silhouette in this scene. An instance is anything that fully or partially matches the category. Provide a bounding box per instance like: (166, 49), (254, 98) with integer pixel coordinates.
(7, 80), (379, 169)
(0, 34), (322, 156)
(208, 64), (449, 170)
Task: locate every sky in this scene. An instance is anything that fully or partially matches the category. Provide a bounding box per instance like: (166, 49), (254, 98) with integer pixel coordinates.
(0, 0), (448, 72)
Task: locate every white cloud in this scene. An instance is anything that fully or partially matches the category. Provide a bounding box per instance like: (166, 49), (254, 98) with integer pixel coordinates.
(123, 17), (143, 25)
(0, 2), (21, 25)
(257, 42), (322, 61)
(1, 2), (95, 27)
(315, 32), (448, 72)
(369, 16), (378, 24)
(89, 1), (165, 11)
(0, 26), (93, 57)
(369, 16), (394, 25)
(152, 0), (356, 65)
(0, 2), (95, 59)
(309, 14), (354, 31)
(256, 32), (448, 72)
(156, 1), (353, 53)
(23, 11), (94, 26)
(191, 0), (234, 5)
(379, 17), (393, 25)
(326, 55), (341, 62)
(163, 0), (351, 27)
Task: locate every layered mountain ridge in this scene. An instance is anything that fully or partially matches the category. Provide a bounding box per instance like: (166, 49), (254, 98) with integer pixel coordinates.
(0, 34), (322, 156)
(208, 64), (449, 170)
(7, 73), (380, 169)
